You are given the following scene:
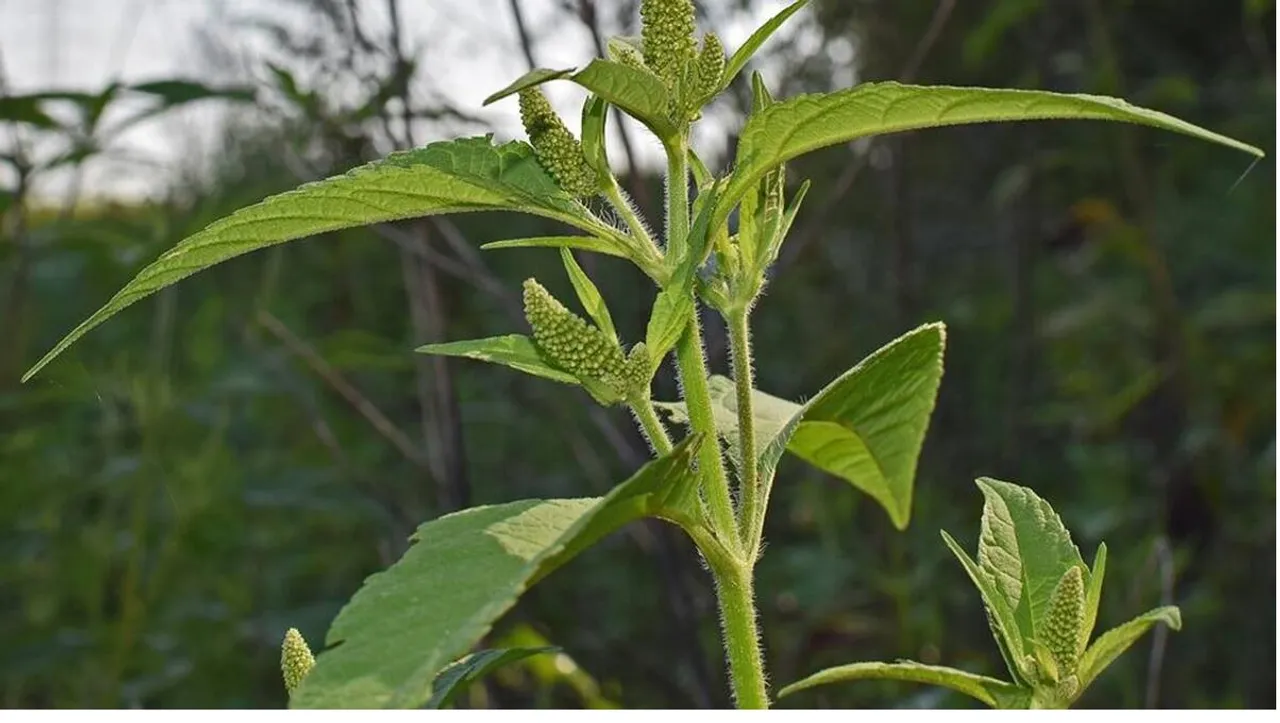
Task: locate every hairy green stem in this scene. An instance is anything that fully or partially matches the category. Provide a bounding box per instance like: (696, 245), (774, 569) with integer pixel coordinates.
(603, 178), (662, 262)
(664, 137), (690, 259)
(712, 560), (769, 708)
(729, 308), (763, 555)
(630, 399), (674, 456)
(674, 315), (737, 540)
(664, 128), (767, 709)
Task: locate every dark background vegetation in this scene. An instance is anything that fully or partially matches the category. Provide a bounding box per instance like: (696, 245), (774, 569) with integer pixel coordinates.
(1, 0), (1274, 709)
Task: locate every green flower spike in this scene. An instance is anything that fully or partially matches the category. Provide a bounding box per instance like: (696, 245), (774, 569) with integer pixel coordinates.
(517, 89), (598, 198)
(692, 32), (725, 105)
(281, 628), (316, 696)
(640, 0), (697, 88)
(523, 279), (630, 402)
(1044, 565), (1086, 676)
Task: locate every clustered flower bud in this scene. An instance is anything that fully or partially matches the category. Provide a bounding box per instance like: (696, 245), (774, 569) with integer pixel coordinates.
(1042, 565), (1085, 676)
(624, 343), (651, 395)
(640, 0), (697, 88)
(518, 89), (598, 198)
(281, 628), (316, 695)
(611, 41), (649, 72)
(523, 279), (631, 399)
(692, 32), (725, 103)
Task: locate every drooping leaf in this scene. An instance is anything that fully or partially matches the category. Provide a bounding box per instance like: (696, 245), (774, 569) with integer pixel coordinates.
(722, 0), (810, 92)
(560, 248), (617, 342)
(571, 59), (675, 138)
(482, 68), (575, 106)
(481, 235), (627, 258)
(656, 375), (799, 478)
(783, 322), (946, 529)
(424, 648), (556, 709)
(713, 82), (1265, 234)
(974, 479), (1085, 647)
(656, 323), (945, 529)
(941, 530), (1030, 685)
(291, 439), (700, 708)
(1081, 542), (1107, 653)
(23, 136), (626, 382)
(779, 660), (1029, 709)
(416, 335), (578, 386)
(1077, 606), (1181, 690)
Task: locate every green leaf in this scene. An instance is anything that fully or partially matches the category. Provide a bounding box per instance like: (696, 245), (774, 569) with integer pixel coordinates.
(482, 68), (575, 106)
(129, 79), (256, 106)
(688, 149), (713, 189)
(416, 335), (579, 386)
(656, 323), (945, 529)
(722, 0), (810, 92)
(580, 94), (610, 178)
(291, 439), (700, 709)
(644, 286), (693, 373)
(425, 648), (555, 709)
(1081, 542), (1107, 652)
(23, 136), (625, 383)
(571, 59), (675, 138)
(974, 479), (1085, 648)
(1077, 606), (1181, 690)
(779, 660), (1029, 709)
(760, 179), (809, 272)
(481, 235), (627, 259)
(941, 530), (1030, 685)
(713, 82), (1265, 234)
(560, 248), (617, 343)
(683, 177), (722, 269)
(606, 36), (645, 63)
(782, 322), (946, 529)
(0, 95), (59, 129)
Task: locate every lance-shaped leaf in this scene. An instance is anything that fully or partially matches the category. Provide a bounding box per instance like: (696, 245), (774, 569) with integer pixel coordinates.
(656, 323), (945, 529)
(561, 248), (618, 343)
(484, 61), (675, 139)
(1077, 606), (1181, 690)
(1081, 542), (1107, 655)
(974, 479), (1085, 647)
(712, 82), (1265, 234)
(425, 647), (556, 709)
(580, 94), (611, 178)
(23, 136), (629, 382)
(644, 285), (693, 374)
(482, 68), (575, 106)
(291, 438), (700, 708)
(722, 0), (810, 92)
(941, 530), (1030, 685)
(480, 235), (628, 259)
(779, 660), (1030, 709)
(416, 335), (579, 386)
(0, 94), (61, 128)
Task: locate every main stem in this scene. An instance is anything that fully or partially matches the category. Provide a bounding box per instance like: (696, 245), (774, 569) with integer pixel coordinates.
(712, 559), (770, 708)
(664, 133), (735, 540)
(662, 132), (769, 708)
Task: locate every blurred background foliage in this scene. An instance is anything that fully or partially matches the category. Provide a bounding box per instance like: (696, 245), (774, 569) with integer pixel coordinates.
(1, 0), (1273, 709)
